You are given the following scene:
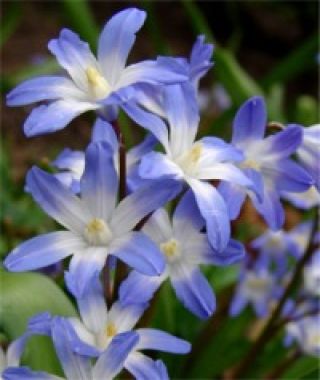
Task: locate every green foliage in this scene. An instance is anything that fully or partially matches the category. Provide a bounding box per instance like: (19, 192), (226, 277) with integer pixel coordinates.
(0, 268), (77, 374)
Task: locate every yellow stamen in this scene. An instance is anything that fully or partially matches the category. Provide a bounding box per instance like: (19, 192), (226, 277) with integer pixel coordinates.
(160, 239), (181, 261)
(105, 322), (117, 338)
(84, 218), (112, 245)
(85, 67), (110, 99)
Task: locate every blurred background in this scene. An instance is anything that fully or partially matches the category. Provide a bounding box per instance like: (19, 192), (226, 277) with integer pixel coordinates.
(0, 1), (319, 378)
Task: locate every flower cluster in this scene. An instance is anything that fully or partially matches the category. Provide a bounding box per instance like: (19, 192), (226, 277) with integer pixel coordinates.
(2, 7), (319, 379)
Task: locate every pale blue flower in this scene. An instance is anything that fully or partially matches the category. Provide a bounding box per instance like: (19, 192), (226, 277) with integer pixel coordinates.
(5, 141), (181, 296)
(0, 334), (30, 377)
(123, 85), (253, 252)
(219, 96), (314, 230)
(120, 191), (245, 319)
(6, 8), (186, 137)
(282, 185), (320, 210)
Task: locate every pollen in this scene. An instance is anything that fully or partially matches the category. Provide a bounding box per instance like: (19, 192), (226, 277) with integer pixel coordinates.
(86, 66), (110, 99)
(160, 239), (181, 262)
(189, 143), (202, 163)
(240, 158), (261, 171)
(105, 322), (117, 338)
(84, 218), (112, 246)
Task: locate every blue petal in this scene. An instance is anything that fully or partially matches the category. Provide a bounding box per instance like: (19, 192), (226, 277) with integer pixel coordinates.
(264, 159), (314, 193)
(136, 328), (191, 353)
(27, 312), (52, 336)
(91, 117), (118, 152)
(4, 231), (82, 272)
(232, 96), (267, 145)
(163, 84), (199, 157)
(171, 265), (216, 319)
(189, 35), (214, 83)
(52, 148), (84, 172)
(3, 367), (57, 380)
(23, 100), (96, 137)
(51, 317), (92, 379)
(65, 272), (107, 334)
(205, 239), (246, 266)
(119, 60), (188, 88)
(125, 352), (165, 380)
(6, 334), (30, 367)
(173, 190), (205, 233)
(119, 270), (164, 306)
(218, 181), (246, 220)
(139, 152), (182, 180)
(110, 232), (165, 276)
(97, 8), (146, 85)
(6, 76), (80, 106)
(93, 331), (139, 379)
(121, 102), (169, 150)
(67, 248), (107, 297)
(128, 133), (157, 165)
(26, 166), (89, 233)
(229, 293), (247, 316)
(81, 141), (118, 220)
(251, 189), (285, 230)
(261, 124), (303, 160)
(111, 179), (182, 235)
(48, 28), (97, 90)
(200, 137), (244, 162)
(188, 179), (230, 252)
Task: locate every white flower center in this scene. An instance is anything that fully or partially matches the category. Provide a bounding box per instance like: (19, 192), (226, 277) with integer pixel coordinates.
(84, 218), (112, 246)
(160, 238), (182, 263)
(244, 273), (273, 300)
(86, 66), (111, 100)
(239, 158), (261, 171)
(176, 143), (202, 177)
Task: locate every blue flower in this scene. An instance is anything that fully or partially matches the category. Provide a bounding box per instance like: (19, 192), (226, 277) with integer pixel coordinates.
(4, 141), (181, 296)
(282, 185), (320, 210)
(122, 85), (253, 252)
(230, 260), (282, 318)
(51, 118), (157, 193)
(219, 96), (314, 230)
(119, 191), (245, 319)
(285, 315), (320, 357)
(6, 8), (187, 137)
(296, 124), (320, 190)
(3, 319), (140, 380)
(28, 274), (190, 380)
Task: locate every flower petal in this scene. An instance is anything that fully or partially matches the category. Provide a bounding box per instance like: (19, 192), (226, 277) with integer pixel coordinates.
(6, 76), (82, 106)
(48, 28), (97, 90)
(218, 182), (246, 220)
(142, 209), (173, 244)
(173, 190), (205, 234)
(4, 231), (83, 272)
(81, 142), (118, 220)
(111, 179), (181, 235)
(117, 60), (187, 89)
(171, 264), (216, 319)
(251, 188), (285, 230)
(23, 100), (97, 137)
(67, 247), (107, 297)
(232, 96), (267, 145)
(119, 270), (165, 306)
(264, 159), (313, 193)
(260, 124), (303, 161)
(66, 272), (107, 334)
(98, 8), (146, 85)
(229, 293), (248, 316)
(139, 152), (182, 180)
(121, 102), (170, 151)
(110, 232), (165, 276)
(3, 367), (60, 380)
(188, 179), (230, 252)
(108, 301), (147, 332)
(92, 331), (139, 379)
(125, 352), (169, 380)
(136, 328), (191, 353)
(164, 84), (199, 157)
(51, 317), (92, 379)
(91, 118), (118, 151)
(203, 239), (246, 266)
(199, 137), (244, 163)
(26, 166), (90, 233)
(6, 334), (30, 367)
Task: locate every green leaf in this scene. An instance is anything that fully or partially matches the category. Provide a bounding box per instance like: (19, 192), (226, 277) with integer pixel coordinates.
(294, 95), (318, 126)
(0, 268), (77, 374)
(281, 356), (319, 379)
(261, 34), (318, 88)
(0, 2), (21, 47)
